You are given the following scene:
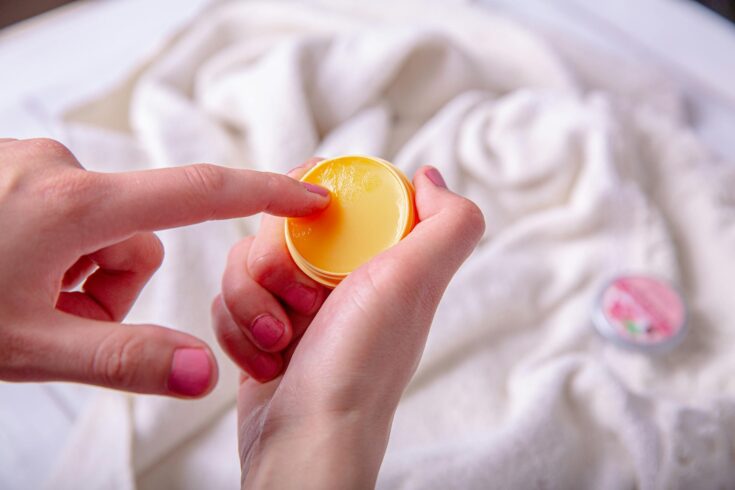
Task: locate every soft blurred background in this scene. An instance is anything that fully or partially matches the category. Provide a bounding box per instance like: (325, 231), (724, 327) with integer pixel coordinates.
(1, 0), (734, 159)
(1, 1), (735, 489)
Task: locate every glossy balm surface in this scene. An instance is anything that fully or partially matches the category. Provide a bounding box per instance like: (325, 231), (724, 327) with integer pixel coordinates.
(285, 156), (415, 287)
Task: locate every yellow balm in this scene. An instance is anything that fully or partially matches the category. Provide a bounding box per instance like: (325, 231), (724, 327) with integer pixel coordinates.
(285, 155), (416, 287)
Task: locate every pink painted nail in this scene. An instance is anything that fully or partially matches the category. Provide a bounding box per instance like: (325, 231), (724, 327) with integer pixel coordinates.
(282, 283), (318, 314)
(168, 348), (212, 397)
(250, 314), (285, 349)
(250, 353), (282, 381)
(425, 167), (447, 188)
(303, 182), (330, 197)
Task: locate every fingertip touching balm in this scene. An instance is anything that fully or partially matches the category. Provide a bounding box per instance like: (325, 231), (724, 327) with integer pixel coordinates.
(285, 155), (416, 288)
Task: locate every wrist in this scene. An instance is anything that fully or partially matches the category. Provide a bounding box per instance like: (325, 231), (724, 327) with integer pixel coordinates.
(242, 410), (392, 489)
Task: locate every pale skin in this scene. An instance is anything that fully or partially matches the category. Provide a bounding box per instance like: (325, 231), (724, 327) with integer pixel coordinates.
(0, 138), (330, 396)
(0, 138), (485, 487)
(215, 159), (485, 488)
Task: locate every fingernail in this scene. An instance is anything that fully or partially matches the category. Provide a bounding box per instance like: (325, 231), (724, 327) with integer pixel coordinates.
(251, 353), (282, 381)
(303, 182), (330, 197)
(250, 314), (285, 349)
(289, 157), (324, 175)
(283, 283), (318, 314)
(425, 167), (447, 188)
(168, 348), (212, 397)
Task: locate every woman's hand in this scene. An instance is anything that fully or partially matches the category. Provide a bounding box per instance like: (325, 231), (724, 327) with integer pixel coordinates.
(0, 138), (329, 398)
(213, 160), (485, 488)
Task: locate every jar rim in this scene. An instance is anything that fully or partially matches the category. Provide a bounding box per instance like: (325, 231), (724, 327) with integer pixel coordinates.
(285, 155), (416, 287)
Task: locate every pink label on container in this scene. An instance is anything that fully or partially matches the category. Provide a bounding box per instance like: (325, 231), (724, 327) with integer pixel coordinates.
(601, 276), (685, 345)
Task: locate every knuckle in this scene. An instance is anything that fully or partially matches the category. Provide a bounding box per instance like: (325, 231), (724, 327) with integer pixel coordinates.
(38, 170), (101, 218)
(184, 163), (226, 197)
(234, 236), (256, 254)
(91, 330), (145, 389)
(137, 233), (165, 272)
(211, 295), (225, 318)
(216, 319), (242, 348)
(221, 239), (257, 309)
(211, 303), (242, 351)
(226, 237), (255, 267)
(263, 172), (284, 193)
(25, 138), (75, 161)
(0, 159), (25, 197)
(222, 278), (251, 314)
(450, 198), (486, 242)
(221, 273), (249, 315)
(247, 249), (284, 286)
(261, 173), (282, 214)
(180, 164), (227, 220)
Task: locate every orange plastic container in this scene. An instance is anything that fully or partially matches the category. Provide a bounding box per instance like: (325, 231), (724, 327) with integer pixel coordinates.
(285, 155), (416, 287)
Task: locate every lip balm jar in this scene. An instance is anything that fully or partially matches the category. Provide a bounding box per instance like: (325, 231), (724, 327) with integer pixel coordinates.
(593, 275), (687, 353)
(285, 155), (416, 288)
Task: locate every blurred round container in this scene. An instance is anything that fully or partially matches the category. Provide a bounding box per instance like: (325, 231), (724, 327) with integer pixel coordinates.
(285, 155), (416, 288)
(593, 275), (687, 353)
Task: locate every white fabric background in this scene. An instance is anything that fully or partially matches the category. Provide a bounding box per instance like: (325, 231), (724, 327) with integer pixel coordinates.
(6, 0), (734, 488)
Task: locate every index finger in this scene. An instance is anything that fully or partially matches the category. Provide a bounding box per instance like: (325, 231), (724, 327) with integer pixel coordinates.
(90, 164), (329, 240)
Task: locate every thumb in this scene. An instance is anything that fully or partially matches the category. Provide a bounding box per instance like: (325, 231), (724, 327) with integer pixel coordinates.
(274, 166), (484, 416)
(5, 312), (218, 398)
(362, 165), (485, 297)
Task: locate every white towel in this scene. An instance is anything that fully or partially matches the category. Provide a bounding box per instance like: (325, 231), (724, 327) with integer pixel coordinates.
(47, 1), (735, 489)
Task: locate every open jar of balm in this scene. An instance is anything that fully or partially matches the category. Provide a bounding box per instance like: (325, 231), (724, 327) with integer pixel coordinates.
(285, 155), (416, 288)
